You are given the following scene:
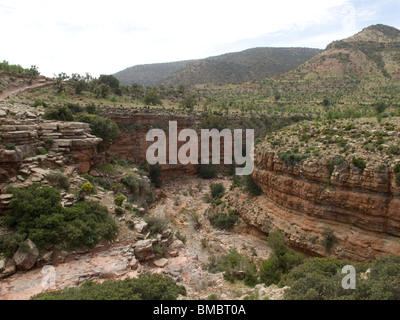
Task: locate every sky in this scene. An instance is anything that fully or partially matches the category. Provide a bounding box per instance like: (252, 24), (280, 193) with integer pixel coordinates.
(1, 0), (399, 78)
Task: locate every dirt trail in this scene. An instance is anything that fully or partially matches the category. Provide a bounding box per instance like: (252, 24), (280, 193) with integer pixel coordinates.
(0, 80), (53, 99)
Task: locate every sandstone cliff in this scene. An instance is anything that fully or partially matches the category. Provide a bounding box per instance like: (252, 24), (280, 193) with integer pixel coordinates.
(229, 150), (400, 262)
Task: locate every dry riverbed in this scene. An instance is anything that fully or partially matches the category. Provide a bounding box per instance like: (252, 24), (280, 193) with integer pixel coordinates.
(0, 176), (279, 300)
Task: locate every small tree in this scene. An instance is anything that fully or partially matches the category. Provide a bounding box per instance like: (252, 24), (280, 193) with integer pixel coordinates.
(143, 90), (162, 106)
(210, 183), (225, 199)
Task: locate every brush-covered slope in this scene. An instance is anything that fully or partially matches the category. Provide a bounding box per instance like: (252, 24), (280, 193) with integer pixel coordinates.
(114, 47), (321, 87)
(201, 25), (400, 116)
(114, 60), (194, 87)
(161, 47), (321, 87)
(291, 24), (400, 79)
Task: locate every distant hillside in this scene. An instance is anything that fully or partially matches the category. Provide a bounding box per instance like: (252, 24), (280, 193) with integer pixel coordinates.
(161, 47), (321, 87)
(201, 24), (400, 117)
(114, 60), (194, 87)
(114, 47), (321, 87)
(288, 24), (400, 79)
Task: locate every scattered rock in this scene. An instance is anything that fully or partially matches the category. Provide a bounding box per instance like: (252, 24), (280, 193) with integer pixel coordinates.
(58, 251), (69, 264)
(153, 258), (169, 268)
(170, 240), (185, 250)
(133, 219), (148, 234)
(129, 258), (139, 270)
(170, 251), (179, 258)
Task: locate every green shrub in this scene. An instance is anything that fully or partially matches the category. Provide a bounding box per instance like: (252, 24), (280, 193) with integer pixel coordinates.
(114, 195), (126, 207)
(45, 173), (70, 190)
(43, 105), (74, 121)
(85, 103), (97, 114)
(43, 137), (55, 149)
(121, 174), (149, 198)
(197, 164), (217, 179)
(388, 145), (400, 155)
(144, 217), (168, 237)
(37, 147), (48, 155)
(75, 113), (119, 143)
(81, 174), (94, 183)
(279, 151), (308, 166)
(210, 183), (225, 199)
(5, 143), (15, 150)
(322, 228), (337, 253)
(0, 233), (27, 258)
(259, 231), (304, 286)
(94, 177), (113, 190)
(327, 155), (347, 174)
(394, 164), (400, 185)
(281, 258), (350, 300)
(153, 244), (168, 259)
(209, 210), (239, 230)
(31, 273), (186, 300)
(242, 175), (262, 196)
(31, 100), (48, 108)
(352, 157), (367, 171)
(115, 207), (124, 216)
(207, 247), (259, 287)
(143, 90), (162, 106)
(1, 184), (117, 251)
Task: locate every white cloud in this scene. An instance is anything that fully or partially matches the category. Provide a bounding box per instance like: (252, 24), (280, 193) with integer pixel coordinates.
(0, 0), (389, 77)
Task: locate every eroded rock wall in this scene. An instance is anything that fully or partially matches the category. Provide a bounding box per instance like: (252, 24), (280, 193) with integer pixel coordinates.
(236, 151), (400, 261)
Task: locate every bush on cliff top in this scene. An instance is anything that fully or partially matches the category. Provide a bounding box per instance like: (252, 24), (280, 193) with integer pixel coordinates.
(279, 151), (308, 167)
(43, 105), (74, 122)
(75, 112), (119, 143)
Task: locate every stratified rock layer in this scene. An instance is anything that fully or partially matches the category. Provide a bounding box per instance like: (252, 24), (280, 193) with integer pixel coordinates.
(234, 151), (400, 262)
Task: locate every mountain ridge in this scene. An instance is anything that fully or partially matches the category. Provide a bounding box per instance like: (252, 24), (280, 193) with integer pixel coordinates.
(114, 47), (321, 87)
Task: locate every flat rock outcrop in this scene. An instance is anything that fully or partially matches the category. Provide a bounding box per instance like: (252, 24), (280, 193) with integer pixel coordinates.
(0, 118), (102, 182)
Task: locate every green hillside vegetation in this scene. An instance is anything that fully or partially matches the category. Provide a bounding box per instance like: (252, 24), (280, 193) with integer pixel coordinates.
(0, 60), (40, 77)
(114, 47), (321, 87)
(161, 47), (321, 87)
(259, 116), (400, 175)
(199, 24), (400, 118)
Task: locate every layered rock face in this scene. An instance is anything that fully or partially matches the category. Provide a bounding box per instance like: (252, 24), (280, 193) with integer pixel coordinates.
(0, 120), (102, 182)
(236, 151), (400, 262)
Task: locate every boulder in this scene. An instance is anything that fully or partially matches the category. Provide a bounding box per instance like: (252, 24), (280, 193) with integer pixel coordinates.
(170, 240), (185, 251)
(13, 239), (39, 271)
(36, 251), (53, 268)
(0, 260), (16, 280)
(134, 219), (148, 234)
(134, 240), (155, 261)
